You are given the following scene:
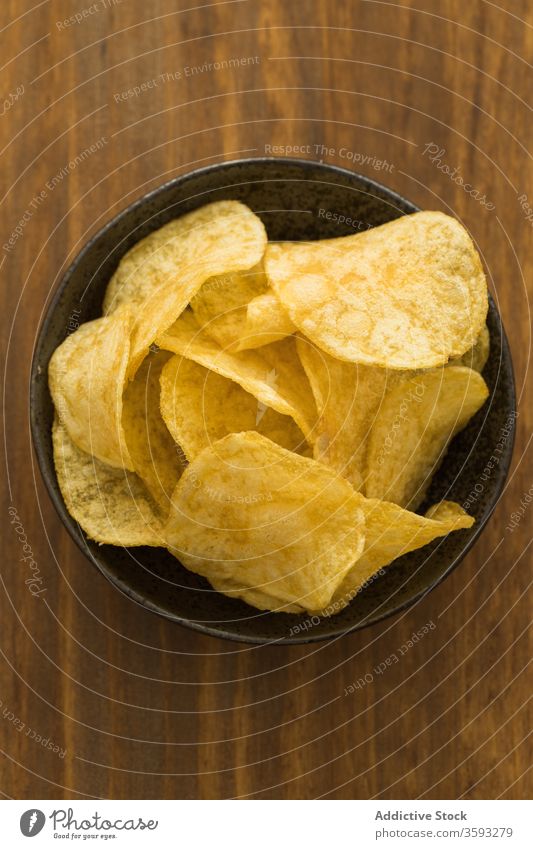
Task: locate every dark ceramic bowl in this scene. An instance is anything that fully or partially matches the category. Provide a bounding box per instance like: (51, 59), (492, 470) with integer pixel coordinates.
(31, 158), (516, 644)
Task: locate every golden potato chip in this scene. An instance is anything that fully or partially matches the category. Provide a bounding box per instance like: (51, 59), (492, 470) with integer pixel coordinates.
(237, 291), (296, 350)
(425, 500), (472, 523)
(365, 366), (489, 510)
(208, 496), (473, 616)
(208, 576), (305, 614)
(158, 311), (318, 442)
(190, 265), (294, 352)
(266, 211), (488, 369)
(104, 202), (266, 313)
(160, 354), (307, 461)
(297, 337), (410, 490)
(324, 499), (474, 613)
(190, 262), (267, 349)
(48, 309), (134, 470)
(164, 432), (366, 611)
(450, 323), (490, 372)
(122, 351), (186, 511)
(103, 201), (267, 377)
(53, 419), (163, 546)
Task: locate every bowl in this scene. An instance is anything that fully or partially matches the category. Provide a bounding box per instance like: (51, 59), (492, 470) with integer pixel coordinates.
(31, 158), (516, 644)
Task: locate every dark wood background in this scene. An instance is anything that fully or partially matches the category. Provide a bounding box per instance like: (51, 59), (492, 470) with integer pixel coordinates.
(1, 0), (531, 800)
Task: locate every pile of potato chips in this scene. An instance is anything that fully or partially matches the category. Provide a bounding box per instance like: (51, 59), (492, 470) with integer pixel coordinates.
(49, 200), (490, 616)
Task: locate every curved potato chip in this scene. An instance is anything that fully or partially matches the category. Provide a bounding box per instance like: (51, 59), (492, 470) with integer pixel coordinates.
(324, 499), (474, 613)
(236, 291), (296, 350)
(104, 202), (266, 313)
(53, 419), (163, 546)
(266, 211), (488, 369)
(202, 497), (473, 616)
(190, 263), (267, 349)
(208, 576), (305, 614)
(297, 337), (410, 489)
(158, 311), (318, 442)
(104, 201), (267, 377)
(190, 266), (294, 352)
(365, 367), (489, 509)
(122, 351), (186, 511)
(48, 309), (134, 470)
(164, 432), (366, 611)
(449, 323), (490, 372)
(160, 354), (308, 461)
(425, 500), (472, 523)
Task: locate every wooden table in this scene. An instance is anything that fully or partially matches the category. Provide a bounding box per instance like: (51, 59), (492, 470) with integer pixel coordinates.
(1, 0), (531, 800)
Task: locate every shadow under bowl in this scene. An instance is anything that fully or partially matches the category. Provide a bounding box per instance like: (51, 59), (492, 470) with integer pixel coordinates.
(30, 157), (516, 644)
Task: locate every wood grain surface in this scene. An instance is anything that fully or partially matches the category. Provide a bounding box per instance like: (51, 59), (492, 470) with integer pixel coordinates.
(1, 0), (531, 800)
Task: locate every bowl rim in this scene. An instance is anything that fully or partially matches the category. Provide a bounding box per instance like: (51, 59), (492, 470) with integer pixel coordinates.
(30, 155), (517, 645)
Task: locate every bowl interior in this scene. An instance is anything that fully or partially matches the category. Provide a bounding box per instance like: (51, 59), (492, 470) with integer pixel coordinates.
(31, 158), (516, 644)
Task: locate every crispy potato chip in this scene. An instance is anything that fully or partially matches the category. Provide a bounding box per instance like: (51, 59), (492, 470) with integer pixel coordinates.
(209, 498), (473, 616)
(365, 367), (489, 510)
(425, 500), (471, 523)
(122, 351), (186, 511)
(297, 337), (410, 489)
(236, 291), (296, 350)
(158, 311), (318, 442)
(190, 266), (294, 352)
(323, 499), (474, 613)
(53, 419), (163, 546)
(190, 262), (267, 349)
(104, 202), (266, 313)
(103, 201), (267, 377)
(164, 432), (366, 611)
(208, 576), (305, 614)
(160, 354), (307, 461)
(48, 309), (134, 470)
(266, 211), (488, 369)
(450, 323), (490, 372)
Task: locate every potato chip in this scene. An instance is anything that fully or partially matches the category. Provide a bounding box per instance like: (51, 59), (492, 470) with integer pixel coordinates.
(208, 576), (305, 614)
(104, 202), (266, 313)
(208, 497), (473, 616)
(164, 431), (366, 611)
(158, 311), (318, 442)
(190, 265), (294, 352)
(297, 337), (409, 489)
(48, 308), (134, 470)
(237, 291), (296, 350)
(323, 499), (474, 613)
(53, 419), (163, 546)
(365, 367), (489, 510)
(190, 262), (267, 349)
(160, 354), (307, 461)
(450, 323), (490, 372)
(103, 201), (267, 377)
(122, 351), (186, 511)
(266, 211), (488, 369)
